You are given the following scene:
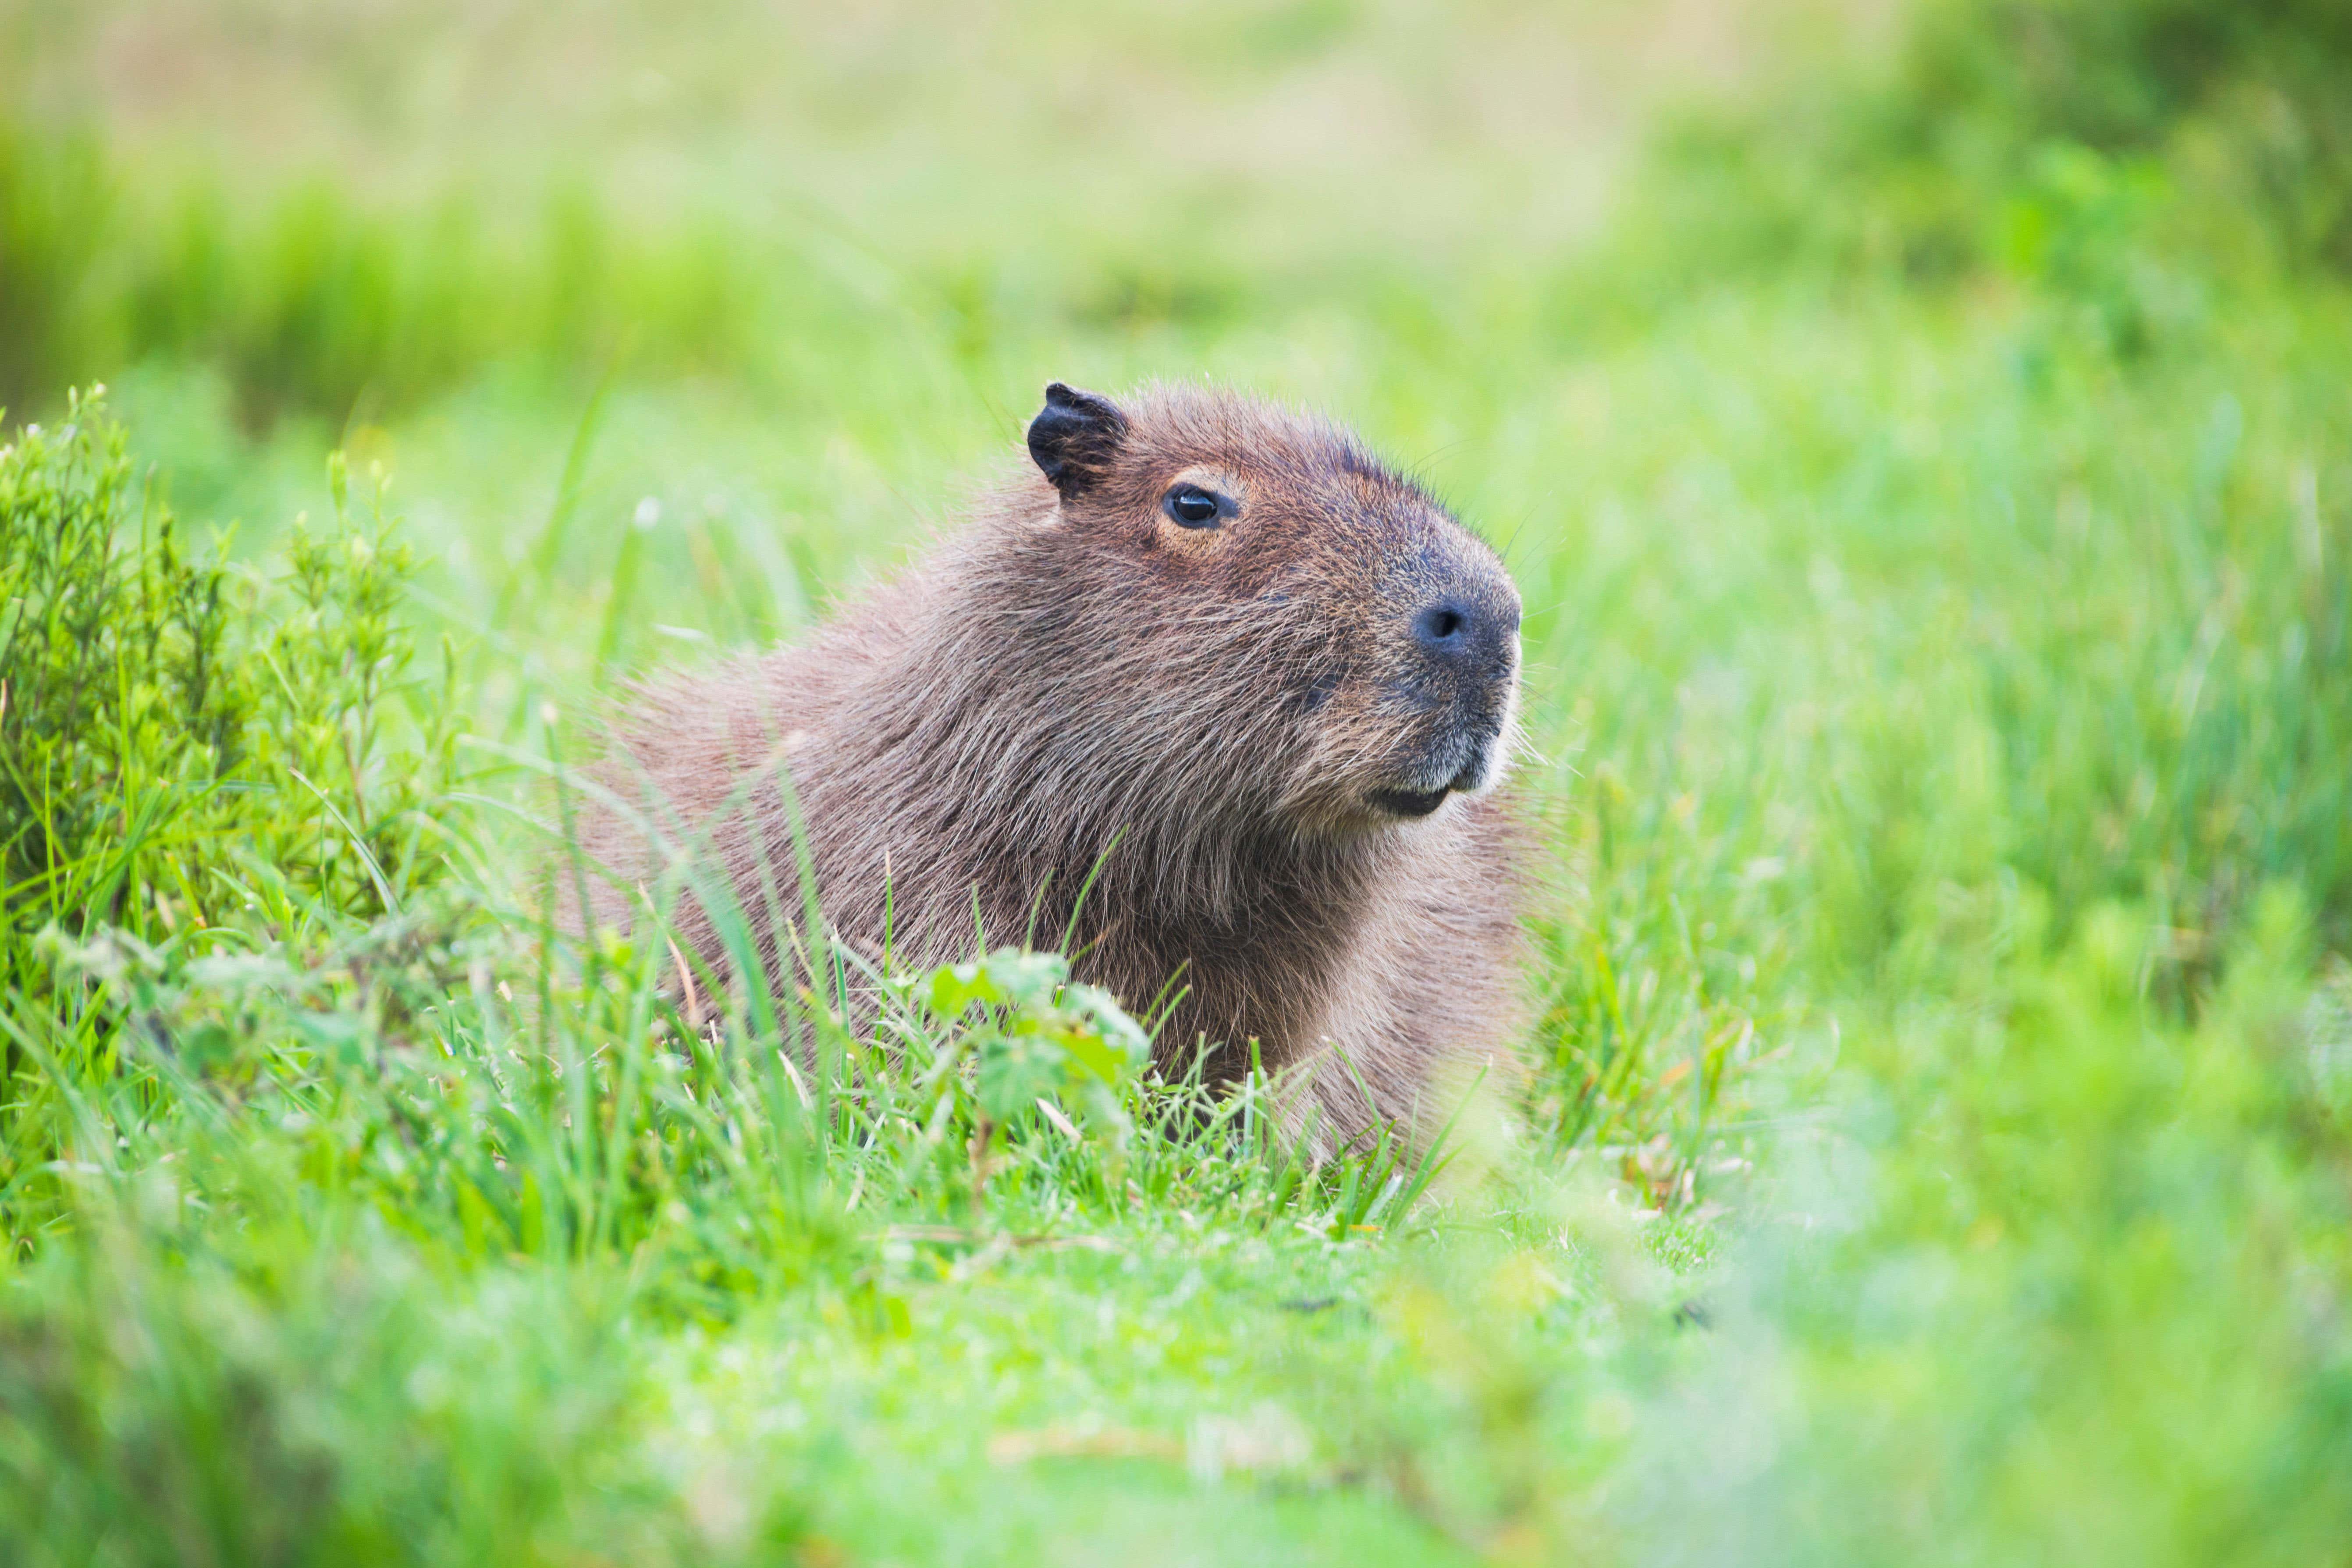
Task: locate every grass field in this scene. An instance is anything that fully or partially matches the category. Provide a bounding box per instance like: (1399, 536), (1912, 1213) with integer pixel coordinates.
(5, 2), (2352, 1563)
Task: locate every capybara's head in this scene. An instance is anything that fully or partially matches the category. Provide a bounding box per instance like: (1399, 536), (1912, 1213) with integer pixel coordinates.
(1017, 381), (1521, 841)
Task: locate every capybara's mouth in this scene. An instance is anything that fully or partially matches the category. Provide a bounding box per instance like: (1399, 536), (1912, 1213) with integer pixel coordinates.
(1364, 701), (1516, 821)
(1368, 784), (1451, 818)
(1366, 742), (1495, 819)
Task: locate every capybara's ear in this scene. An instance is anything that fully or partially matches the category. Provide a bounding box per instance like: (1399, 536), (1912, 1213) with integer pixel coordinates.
(1027, 382), (1127, 501)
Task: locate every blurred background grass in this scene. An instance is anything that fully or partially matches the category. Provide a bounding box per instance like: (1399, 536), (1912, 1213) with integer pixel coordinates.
(4, 0), (2352, 1563)
(0, 0), (1796, 430)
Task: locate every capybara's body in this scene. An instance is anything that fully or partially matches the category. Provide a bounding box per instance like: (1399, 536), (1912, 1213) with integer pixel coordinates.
(582, 382), (1528, 1146)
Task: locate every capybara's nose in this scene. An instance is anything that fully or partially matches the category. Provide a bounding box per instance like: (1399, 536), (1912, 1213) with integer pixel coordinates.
(1412, 594), (1519, 682)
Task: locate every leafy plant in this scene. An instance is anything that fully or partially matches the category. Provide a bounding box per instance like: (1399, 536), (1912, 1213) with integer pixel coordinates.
(919, 948), (1153, 1193)
(0, 386), (245, 941)
(0, 388), (461, 951)
(0, 388), (469, 1231)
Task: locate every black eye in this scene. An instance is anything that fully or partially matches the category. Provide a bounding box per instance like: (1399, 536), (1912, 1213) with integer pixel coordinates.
(1164, 484), (1226, 528)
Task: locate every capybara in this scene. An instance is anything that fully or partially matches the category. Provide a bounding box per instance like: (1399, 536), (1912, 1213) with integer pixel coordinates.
(578, 381), (1527, 1148)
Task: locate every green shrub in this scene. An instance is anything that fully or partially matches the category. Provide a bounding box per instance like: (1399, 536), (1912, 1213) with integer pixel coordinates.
(0, 387), (245, 939)
(0, 388), (460, 949)
(1590, 0), (2352, 334)
(1886, 0), (2352, 280)
(0, 388), (468, 1228)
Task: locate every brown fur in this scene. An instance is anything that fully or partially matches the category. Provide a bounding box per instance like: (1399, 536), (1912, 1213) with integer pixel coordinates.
(577, 382), (1528, 1148)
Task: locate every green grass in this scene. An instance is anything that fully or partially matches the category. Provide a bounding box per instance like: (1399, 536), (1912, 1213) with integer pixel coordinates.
(5, 0), (2352, 1561)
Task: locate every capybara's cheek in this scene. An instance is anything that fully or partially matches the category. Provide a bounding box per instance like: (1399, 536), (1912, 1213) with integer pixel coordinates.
(1149, 517), (1232, 563)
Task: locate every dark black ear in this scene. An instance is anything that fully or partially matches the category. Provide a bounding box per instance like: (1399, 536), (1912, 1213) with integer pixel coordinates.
(1027, 382), (1126, 501)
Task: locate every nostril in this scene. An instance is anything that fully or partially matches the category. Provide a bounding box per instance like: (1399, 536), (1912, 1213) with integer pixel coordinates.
(1416, 603), (1469, 648)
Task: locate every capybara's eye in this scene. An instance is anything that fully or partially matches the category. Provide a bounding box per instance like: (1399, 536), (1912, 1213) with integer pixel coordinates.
(1164, 484), (1229, 529)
